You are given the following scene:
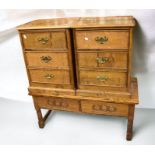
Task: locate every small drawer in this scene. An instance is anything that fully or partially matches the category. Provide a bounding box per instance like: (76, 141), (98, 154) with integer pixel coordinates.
(48, 98), (80, 112)
(29, 69), (71, 85)
(79, 70), (127, 87)
(22, 31), (67, 50)
(75, 30), (129, 50)
(78, 51), (128, 69)
(81, 101), (129, 116)
(25, 52), (69, 69)
(34, 97), (80, 112)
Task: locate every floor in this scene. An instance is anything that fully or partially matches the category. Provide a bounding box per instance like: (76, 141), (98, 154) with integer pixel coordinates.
(0, 97), (155, 145)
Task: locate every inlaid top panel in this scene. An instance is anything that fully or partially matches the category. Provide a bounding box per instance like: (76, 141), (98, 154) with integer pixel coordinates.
(17, 16), (136, 30)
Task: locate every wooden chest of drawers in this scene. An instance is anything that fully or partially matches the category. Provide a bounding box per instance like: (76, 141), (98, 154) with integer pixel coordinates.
(17, 16), (139, 140)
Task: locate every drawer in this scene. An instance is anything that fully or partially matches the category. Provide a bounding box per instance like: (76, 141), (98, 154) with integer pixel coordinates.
(79, 70), (127, 87)
(75, 30), (129, 50)
(29, 69), (71, 85)
(78, 51), (128, 69)
(22, 31), (67, 50)
(34, 97), (80, 112)
(81, 101), (128, 116)
(25, 52), (69, 69)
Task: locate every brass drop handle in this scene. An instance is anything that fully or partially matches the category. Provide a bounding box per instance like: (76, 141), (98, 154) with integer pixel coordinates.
(38, 37), (49, 44)
(40, 56), (52, 63)
(96, 57), (111, 64)
(96, 75), (109, 82)
(44, 74), (54, 79)
(95, 36), (108, 44)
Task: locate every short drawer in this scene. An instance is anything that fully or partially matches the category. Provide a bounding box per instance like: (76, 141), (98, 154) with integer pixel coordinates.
(34, 97), (80, 112)
(22, 31), (67, 50)
(81, 101), (129, 116)
(29, 69), (71, 85)
(75, 30), (129, 50)
(25, 52), (69, 69)
(79, 70), (127, 87)
(78, 51), (128, 69)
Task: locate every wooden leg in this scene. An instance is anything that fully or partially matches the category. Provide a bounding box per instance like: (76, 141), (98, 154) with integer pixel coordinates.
(126, 105), (135, 141)
(36, 108), (44, 128)
(36, 109), (52, 128)
(33, 97), (52, 128)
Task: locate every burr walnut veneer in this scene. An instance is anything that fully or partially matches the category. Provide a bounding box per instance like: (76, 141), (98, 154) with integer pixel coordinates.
(17, 16), (139, 140)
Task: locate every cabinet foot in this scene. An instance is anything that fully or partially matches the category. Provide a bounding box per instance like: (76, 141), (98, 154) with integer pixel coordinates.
(36, 109), (52, 128)
(126, 105), (135, 141)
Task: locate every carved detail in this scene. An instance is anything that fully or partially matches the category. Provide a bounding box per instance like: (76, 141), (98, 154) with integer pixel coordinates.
(49, 99), (68, 108)
(92, 104), (117, 112)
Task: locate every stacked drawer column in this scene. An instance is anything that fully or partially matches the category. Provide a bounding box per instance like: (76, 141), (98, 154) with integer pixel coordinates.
(74, 28), (131, 97)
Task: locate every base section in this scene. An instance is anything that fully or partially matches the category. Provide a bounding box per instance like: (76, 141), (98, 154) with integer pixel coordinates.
(31, 78), (138, 141)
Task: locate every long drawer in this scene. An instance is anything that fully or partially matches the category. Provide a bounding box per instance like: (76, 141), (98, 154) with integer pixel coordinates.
(81, 100), (129, 116)
(29, 69), (71, 85)
(77, 51), (128, 69)
(79, 70), (127, 87)
(75, 30), (129, 50)
(22, 31), (67, 50)
(33, 97), (80, 112)
(25, 52), (69, 69)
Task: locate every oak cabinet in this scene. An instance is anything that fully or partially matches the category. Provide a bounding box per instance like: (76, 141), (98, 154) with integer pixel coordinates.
(17, 16), (139, 141)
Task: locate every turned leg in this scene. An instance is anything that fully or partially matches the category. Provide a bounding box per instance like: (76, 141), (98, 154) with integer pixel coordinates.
(126, 105), (135, 140)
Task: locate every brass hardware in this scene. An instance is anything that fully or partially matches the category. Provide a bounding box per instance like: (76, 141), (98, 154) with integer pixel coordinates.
(96, 57), (111, 64)
(38, 37), (49, 44)
(96, 75), (108, 81)
(44, 74), (54, 79)
(40, 56), (52, 63)
(95, 36), (108, 44)
(92, 104), (117, 112)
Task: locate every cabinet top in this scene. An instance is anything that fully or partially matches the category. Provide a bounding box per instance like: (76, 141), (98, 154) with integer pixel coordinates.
(17, 16), (136, 30)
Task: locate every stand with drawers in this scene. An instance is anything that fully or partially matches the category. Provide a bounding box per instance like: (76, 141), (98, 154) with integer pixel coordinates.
(17, 16), (139, 140)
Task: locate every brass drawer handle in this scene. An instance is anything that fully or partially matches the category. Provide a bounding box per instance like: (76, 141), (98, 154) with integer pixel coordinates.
(95, 36), (108, 44)
(96, 57), (111, 64)
(44, 74), (54, 79)
(40, 56), (52, 63)
(96, 76), (108, 82)
(38, 37), (49, 44)
(92, 105), (116, 112)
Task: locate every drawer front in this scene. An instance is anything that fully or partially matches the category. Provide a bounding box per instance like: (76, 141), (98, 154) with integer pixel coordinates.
(79, 71), (127, 87)
(48, 98), (80, 112)
(26, 52), (69, 68)
(34, 97), (80, 112)
(81, 101), (128, 116)
(75, 30), (129, 50)
(22, 31), (67, 50)
(29, 69), (71, 85)
(78, 51), (128, 69)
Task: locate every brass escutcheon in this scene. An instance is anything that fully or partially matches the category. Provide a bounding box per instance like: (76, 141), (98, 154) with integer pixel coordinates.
(96, 57), (111, 64)
(38, 37), (49, 44)
(40, 56), (52, 63)
(96, 75), (109, 82)
(44, 74), (54, 79)
(95, 36), (108, 44)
